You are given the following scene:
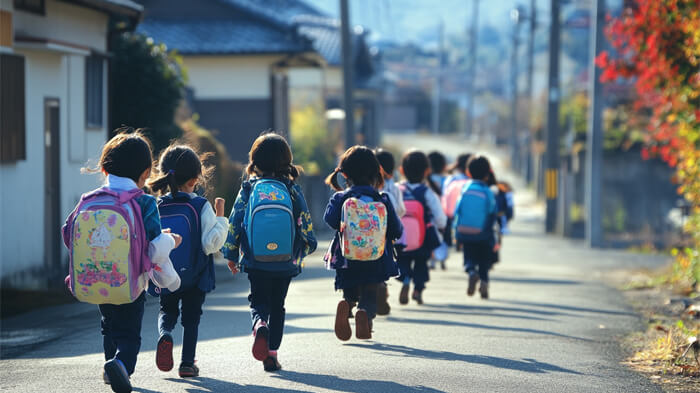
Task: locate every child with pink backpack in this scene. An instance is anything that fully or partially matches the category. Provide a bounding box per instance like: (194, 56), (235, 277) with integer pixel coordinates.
(324, 146), (403, 341)
(396, 150), (447, 305)
(62, 130), (182, 393)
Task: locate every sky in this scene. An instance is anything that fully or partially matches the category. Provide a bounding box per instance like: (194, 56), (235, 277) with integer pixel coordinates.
(305, 0), (523, 45)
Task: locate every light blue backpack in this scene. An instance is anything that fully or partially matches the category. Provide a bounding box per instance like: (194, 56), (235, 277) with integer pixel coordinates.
(454, 181), (494, 242)
(244, 179), (296, 264)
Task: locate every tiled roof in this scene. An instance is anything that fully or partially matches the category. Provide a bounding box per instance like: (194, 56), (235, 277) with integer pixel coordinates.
(137, 19), (310, 55)
(297, 21), (341, 65)
(219, 0), (326, 27)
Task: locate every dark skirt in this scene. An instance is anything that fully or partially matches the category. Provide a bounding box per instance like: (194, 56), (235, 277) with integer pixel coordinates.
(461, 241), (493, 265)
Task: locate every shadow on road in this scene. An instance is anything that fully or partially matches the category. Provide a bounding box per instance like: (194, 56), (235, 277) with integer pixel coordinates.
(273, 370), (447, 392)
(346, 343), (582, 375)
(490, 299), (637, 317)
(134, 377), (312, 393)
(400, 307), (555, 322)
(423, 303), (577, 318)
(385, 316), (590, 341)
(489, 277), (583, 286)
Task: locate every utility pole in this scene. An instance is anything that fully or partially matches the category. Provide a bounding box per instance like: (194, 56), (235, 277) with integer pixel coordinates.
(432, 20), (444, 135)
(465, 0), (479, 139)
(510, 7), (522, 171)
(545, 0), (561, 233)
(524, 0), (536, 183)
(585, 0), (605, 247)
(340, 0), (355, 148)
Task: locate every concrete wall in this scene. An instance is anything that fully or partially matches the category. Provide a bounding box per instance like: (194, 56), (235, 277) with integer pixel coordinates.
(0, 0), (108, 289)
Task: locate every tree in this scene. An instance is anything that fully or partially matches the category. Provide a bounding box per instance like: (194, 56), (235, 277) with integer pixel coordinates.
(110, 33), (186, 152)
(598, 0), (700, 285)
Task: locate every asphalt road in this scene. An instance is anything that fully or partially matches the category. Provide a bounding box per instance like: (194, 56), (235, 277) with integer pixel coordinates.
(0, 134), (669, 392)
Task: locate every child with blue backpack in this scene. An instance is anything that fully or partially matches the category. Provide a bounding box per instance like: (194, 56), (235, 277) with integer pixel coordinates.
(453, 155), (498, 299)
(148, 144), (229, 378)
(324, 146), (403, 341)
(397, 150), (446, 305)
(62, 130), (182, 393)
(223, 133), (317, 372)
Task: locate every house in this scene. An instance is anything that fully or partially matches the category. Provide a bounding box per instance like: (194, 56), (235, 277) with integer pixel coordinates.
(0, 0), (143, 289)
(135, 0), (324, 163)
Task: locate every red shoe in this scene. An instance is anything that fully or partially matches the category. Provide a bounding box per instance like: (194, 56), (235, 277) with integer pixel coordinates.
(252, 320), (270, 361)
(156, 333), (174, 372)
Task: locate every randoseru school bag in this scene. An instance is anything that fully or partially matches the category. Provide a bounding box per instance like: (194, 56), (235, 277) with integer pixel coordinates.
(340, 193), (388, 261)
(442, 178), (469, 218)
(64, 188), (150, 305)
(400, 184), (441, 252)
(455, 181), (493, 242)
(151, 192), (208, 295)
(245, 179), (295, 263)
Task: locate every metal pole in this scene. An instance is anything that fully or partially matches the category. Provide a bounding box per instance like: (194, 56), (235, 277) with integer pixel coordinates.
(585, 0), (605, 247)
(340, 0), (355, 148)
(465, 0), (479, 138)
(545, 0), (561, 233)
(524, 0), (536, 183)
(510, 13), (521, 171)
(432, 20), (444, 135)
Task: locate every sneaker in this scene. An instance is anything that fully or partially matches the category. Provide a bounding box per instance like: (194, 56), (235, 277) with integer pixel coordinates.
(263, 356), (282, 372)
(467, 274), (479, 296)
(103, 370), (110, 385)
(411, 290), (423, 305)
(376, 283), (390, 316)
(252, 320), (270, 361)
(480, 282), (489, 299)
(334, 300), (352, 341)
(355, 309), (372, 340)
(104, 359), (131, 393)
(156, 333), (174, 372)
(399, 284), (409, 305)
(178, 361), (199, 378)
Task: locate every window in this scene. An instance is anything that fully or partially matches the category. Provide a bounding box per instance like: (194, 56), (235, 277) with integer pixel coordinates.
(85, 56), (104, 128)
(13, 0), (45, 15)
(0, 54), (26, 163)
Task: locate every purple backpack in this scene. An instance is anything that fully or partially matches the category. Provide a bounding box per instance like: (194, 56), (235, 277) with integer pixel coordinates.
(62, 187), (151, 305)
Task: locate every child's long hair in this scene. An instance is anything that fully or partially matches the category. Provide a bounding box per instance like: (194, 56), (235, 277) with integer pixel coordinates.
(84, 127), (153, 183)
(245, 132), (301, 181)
(447, 153), (472, 175)
(148, 144), (213, 195)
(326, 145), (384, 191)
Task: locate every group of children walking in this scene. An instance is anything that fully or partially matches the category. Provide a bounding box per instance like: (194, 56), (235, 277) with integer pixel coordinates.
(61, 129), (512, 393)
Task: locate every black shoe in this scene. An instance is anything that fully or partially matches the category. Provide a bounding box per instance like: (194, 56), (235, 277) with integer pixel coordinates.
(412, 290), (423, 305)
(263, 356), (282, 372)
(467, 274), (479, 296)
(399, 284), (409, 305)
(480, 282), (489, 299)
(440, 260), (446, 270)
(104, 359), (132, 393)
(376, 284), (390, 315)
(178, 362), (199, 378)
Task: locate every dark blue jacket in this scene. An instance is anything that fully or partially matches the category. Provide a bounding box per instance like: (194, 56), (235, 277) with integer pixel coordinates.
(323, 186), (403, 290)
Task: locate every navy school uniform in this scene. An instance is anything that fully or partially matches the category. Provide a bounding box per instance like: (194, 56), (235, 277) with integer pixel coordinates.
(323, 186), (403, 318)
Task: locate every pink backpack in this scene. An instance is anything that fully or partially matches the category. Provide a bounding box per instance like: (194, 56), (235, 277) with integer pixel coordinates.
(399, 184), (428, 252)
(62, 188), (151, 305)
(442, 179), (469, 218)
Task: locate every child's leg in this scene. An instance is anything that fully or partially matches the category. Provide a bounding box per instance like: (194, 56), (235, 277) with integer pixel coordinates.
(100, 293), (146, 375)
(99, 306), (117, 361)
(358, 283), (378, 319)
(477, 260), (491, 283)
(267, 277), (292, 351)
(397, 254), (414, 285)
(180, 288), (206, 364)
(158, 292), (181, 337)
(412, 255), (430, 292)
(248, 276), (271, 327)
(462, 243), (477, 276)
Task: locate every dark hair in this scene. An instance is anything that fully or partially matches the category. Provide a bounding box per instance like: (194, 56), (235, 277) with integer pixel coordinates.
(325, 145), (384, 191)
(246, 132), (301, 180)
(148, 144), (213, 195)
(374, 148), (395, 176)
(486, 170), (497, 187)
(468, 155), (492, 181)
(401, 149), (430, 183)
(448, 153), (472, 174)
(427, 151), (447, 174)
(88, 128), (153, 183)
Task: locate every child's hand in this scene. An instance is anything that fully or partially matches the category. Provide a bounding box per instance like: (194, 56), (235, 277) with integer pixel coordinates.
(162, 228), (182, 249)
(493, 243), (501, 252)
(214, 198), (226, 217)
(227, 260), (239, 275)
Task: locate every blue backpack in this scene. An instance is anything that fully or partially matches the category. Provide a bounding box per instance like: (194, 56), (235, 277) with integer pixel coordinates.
(244, 179), (296, 266)
(149, 193), (208, 295)
(454, 181), (494, 242)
